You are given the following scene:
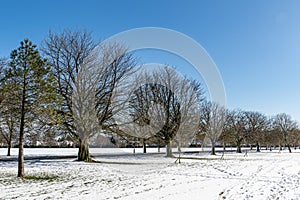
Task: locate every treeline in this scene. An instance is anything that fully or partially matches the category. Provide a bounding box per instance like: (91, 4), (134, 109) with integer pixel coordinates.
(0, 30), (299, 178)
(197, 105), (300, 154)
(0, 30), (203, 177)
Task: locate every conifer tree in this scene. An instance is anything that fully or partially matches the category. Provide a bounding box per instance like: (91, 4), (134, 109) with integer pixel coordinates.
(3, 39), (56, 178)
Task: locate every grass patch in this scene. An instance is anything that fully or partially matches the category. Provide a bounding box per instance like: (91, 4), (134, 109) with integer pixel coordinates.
(0, 173), (60, 185)
(178, 156), (221, 160)
(24, 175), (59, 182)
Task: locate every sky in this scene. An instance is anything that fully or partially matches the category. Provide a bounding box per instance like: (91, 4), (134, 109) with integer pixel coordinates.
(1, 0), (300, 121)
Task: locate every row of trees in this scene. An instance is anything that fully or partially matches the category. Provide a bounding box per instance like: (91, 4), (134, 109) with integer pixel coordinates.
(199, 104), (300, 155)
(0, 29), (299, 178)
(0, 30), (204, 177)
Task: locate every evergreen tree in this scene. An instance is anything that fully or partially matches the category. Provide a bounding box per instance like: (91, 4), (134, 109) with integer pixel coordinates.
(3, 39), (56, 178)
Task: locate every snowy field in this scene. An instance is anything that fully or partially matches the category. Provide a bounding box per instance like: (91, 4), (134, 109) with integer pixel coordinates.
(0, 148), (300, 200)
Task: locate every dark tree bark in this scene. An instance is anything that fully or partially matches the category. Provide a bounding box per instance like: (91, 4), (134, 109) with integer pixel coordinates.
(7, 139), (12, 156)
(283, 133), (292, 153)
(17, 124), (24, 178)
(78, 138), (92, 162)
(2, 133), (13, 157)
(236, 141), (242, 153)
(287, 144), (292, 153)
(256, 142), (260, 152)
(211, 144), (216, 155)
(18, 81), (26, 178)
(143, 140), (147, 154)
(157, 141), (160, 152)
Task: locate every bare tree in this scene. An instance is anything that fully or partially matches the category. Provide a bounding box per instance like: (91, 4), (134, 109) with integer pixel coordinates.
(174, 79), (201, 153)
(71, 52), (103, 161)
(42, 30), (136, 161)
(263, 120), (281, 151)
(152, 67), (202, 157)
(122, 66), (201, 157)
(121, 82), (167, 153)
(244, 111), (268, 152)
(127, 79), (180, 157)
(289, 129), (300, 149)
(222, 110), (244, 153)
(273, 113), (298, 153)
(199, 101), (226, 155)
(42, 30), (96, 141)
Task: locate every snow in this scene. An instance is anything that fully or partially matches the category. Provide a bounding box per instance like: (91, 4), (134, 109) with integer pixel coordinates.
(0, 148), (300, 199)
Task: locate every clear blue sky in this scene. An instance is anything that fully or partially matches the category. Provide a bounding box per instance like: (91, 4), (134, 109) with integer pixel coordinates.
(1, 0), (300, 121)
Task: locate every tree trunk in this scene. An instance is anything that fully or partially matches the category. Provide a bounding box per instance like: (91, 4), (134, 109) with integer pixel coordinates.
(211, 144), (216, 155)
(18, 123), (24, 178)
(158, 141), (160, 152)
(284, 134), (292, 153)
(143, 141), (147, 154)
(18, 82), (26, 178)
(223, 141), (226, 152)
(256, 142), (260, 152)
(287, 144), (292, 153)
(178, 145), (181, 153)
(166, 142), (173, 157)
(237, 145), (242, 153)
(7, 140), (11, 156)
(177, 141), (181, 153)
(236, 139), (243, 153)
(78, 139), (92, 162)
(210, 139), (216, 155)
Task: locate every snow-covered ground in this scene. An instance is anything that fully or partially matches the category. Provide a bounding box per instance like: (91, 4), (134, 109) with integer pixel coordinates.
(0, 148), (300, 200)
